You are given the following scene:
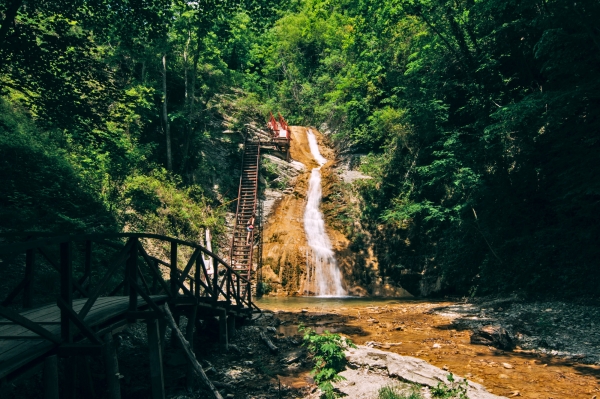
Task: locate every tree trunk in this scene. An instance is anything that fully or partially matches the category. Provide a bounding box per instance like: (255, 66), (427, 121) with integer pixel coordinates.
(162, 54), (172, 171)
(181, 36), (198, 173)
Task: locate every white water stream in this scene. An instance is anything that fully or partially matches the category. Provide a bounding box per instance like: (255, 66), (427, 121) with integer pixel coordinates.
(303, 129), (346, 297)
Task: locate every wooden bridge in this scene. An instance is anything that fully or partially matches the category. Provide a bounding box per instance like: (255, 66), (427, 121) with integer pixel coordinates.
(0, 233), (257, 398)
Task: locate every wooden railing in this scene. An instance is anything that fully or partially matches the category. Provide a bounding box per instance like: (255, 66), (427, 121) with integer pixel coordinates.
(0, 232), (257, 398)
(0, 232), (256, 319)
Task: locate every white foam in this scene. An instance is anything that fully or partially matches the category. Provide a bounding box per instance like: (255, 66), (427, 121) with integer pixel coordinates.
(303, 129), (346, 297)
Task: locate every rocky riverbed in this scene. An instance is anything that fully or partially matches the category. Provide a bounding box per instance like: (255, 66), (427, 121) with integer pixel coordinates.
(3, 298), (598, 399)
(161, 297), (600, 398)
(429, 297), (600, 366)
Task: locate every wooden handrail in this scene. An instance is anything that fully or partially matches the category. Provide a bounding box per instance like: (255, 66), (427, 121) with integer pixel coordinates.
(0, 232), (250, 285)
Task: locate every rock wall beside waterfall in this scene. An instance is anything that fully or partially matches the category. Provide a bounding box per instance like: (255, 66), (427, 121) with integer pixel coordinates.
(259, 126), (315, 295)
(259, 126), (411, 297)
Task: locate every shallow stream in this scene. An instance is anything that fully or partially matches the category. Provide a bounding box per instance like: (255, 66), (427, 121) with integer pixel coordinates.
(256, 296), (600, 398)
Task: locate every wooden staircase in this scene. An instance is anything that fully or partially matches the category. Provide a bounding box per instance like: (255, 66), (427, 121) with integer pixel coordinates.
(230, 141), (261, 280)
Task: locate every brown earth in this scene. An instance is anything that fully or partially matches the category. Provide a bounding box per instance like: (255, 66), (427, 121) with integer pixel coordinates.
(266, 301), (600, 399)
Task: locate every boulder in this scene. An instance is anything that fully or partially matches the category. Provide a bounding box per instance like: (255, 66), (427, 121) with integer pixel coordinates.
(344, 346), (507, 399)
(470, 325), (515, 350)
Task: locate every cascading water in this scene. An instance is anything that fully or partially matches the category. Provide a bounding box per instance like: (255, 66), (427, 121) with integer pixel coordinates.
(303, 129), (346, 297)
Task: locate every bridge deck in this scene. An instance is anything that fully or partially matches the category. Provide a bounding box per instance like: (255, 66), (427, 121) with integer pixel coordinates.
(0, 295), (167, 379)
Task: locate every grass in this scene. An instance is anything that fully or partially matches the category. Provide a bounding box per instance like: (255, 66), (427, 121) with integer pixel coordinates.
(378, 385), (424, 399)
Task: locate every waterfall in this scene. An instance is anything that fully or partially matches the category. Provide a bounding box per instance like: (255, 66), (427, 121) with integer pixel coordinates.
(303, 129), (346, 296)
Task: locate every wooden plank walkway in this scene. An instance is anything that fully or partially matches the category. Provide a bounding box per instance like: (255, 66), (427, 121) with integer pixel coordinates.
(0, 295), (167, 379)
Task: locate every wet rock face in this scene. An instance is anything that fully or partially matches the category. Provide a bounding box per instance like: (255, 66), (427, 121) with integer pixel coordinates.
(470, 326), (515, 350)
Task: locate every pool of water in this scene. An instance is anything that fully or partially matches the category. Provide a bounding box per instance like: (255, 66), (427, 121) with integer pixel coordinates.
(255, 296), (419, 312)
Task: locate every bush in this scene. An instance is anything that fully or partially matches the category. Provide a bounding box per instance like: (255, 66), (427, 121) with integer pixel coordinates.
(431, 373), (468, 399)
(299, 325), (356, 399)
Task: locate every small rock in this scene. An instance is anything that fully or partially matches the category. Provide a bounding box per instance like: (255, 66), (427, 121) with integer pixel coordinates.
(301, 309), (308, 313)
(502, 363), (513, 369)
(229, 344), (242, 354)
(442, 365), (449, 370)
(243, 361), (253, 366)
(499, 373), (509, 379)
(266, 326), (277, 334)
(281, 351), (302, 364)
(227, 394), (235, 398)
(432, 343), (442, 349)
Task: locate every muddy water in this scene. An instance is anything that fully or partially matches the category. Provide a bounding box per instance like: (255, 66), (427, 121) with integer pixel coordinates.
(257, 297), (600, 398)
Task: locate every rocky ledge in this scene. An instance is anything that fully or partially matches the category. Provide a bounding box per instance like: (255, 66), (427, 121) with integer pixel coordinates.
(315, 346), (506, 399)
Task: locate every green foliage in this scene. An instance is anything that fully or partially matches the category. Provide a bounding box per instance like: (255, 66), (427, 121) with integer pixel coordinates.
(299, 325), (356, 399)
(122, 170), (225, 241)
(251, 0), (600, 298)
(378, 385), (424, 399)
(256, 281), (273, 296)
(430, 374), (468, 399)
(0, 99), (117, 233)
(2, 0), (600, 299)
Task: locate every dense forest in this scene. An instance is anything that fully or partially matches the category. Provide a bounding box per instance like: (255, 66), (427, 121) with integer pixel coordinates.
(1, 0), (599, 297)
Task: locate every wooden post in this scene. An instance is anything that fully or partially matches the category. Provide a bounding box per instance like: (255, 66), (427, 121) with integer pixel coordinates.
(158, 305), (167, 354)
(195, 257), (201, 297)
(185, 306), (198, 392)
(127, 238), (138, 321)
(103, 333), (121, 399)
(226, 271), (231, 300)
(147, 318), (165, 399)
(64, 357), (77, 399)
(60, 239), (77, 399)
(23, 248), (34, 308)
(170, 310), (181, 348)
(169, 242), (179, 346)
(84, 240), (92, 288)
(83, 356), (95, 398)
(212, 258), (219, 303)
(227, 313), (236, 338)
(170, 242), (178, 296)
(43, 355), (59, 399)
(247, 281), (252, 309)
(60, 241), (72, 343)
(218, 308), (228, 351)
(152, 259), (158, 295)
